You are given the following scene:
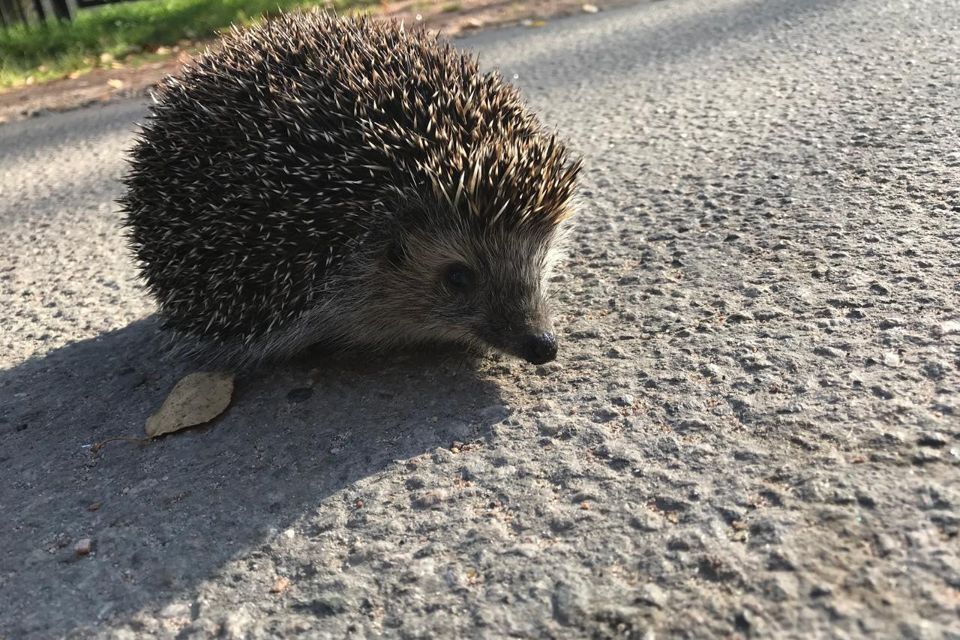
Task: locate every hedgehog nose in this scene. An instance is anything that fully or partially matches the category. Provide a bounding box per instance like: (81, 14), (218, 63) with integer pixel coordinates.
(522, 332), (558, 365)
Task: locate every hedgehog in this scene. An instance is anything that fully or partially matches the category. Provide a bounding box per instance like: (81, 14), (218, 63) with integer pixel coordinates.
(120, 11), (581, 369)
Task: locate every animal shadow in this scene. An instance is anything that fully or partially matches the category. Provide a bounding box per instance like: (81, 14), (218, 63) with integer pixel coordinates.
(0, 317), (505, 637)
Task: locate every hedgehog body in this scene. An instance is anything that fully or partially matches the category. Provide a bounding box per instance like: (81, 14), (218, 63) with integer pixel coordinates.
(121, 11), (581, 368)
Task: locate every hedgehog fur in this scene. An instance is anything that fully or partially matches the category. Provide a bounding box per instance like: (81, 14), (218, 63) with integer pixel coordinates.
(121, 10), (581, 369)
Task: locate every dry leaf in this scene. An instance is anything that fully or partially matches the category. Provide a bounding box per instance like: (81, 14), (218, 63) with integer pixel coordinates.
(107, 78), (125, 90)
(145, 371), (234, 437)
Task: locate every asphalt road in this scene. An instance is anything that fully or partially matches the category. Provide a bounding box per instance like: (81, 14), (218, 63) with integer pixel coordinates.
(2, 0), (959, 637)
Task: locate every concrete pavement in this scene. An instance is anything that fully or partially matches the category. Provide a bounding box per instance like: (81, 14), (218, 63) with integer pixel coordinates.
(1, 0), (958, 637)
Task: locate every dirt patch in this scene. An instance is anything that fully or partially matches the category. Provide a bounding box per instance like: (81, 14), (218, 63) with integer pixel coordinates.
(0, 0), (627, 125)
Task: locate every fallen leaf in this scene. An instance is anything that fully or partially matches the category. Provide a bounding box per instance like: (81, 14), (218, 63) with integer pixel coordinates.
(145, 371), (234, 438)
(107, 78), (125, 90)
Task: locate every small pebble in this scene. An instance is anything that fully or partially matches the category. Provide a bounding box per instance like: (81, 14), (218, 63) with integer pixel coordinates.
(286, 387), (313, 403)
(613, 394), (635, 406)
(606, 346), (629, 359)
(74, 538), (93, 556)
(637, 583), (667, 608)
(810, 584), (833, 598)
(935, 320), (960, 337)
(270, 577), (291, 593)
(912, 450), (941, 465)
(917, 433), (948, 448)
(814, 345), (844, 358)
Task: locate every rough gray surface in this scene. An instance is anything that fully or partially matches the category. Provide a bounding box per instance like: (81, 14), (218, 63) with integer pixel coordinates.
(1, 0), (958, 637)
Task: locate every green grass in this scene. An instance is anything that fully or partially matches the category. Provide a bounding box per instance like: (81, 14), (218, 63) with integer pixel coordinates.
(0, 0), (378, 89)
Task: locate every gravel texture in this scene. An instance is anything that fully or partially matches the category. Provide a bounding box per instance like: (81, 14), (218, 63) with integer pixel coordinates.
(1, 0), (959, 637)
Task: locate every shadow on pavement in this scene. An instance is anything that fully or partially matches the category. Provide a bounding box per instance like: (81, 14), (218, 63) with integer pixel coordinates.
(0, 318), (505, 637)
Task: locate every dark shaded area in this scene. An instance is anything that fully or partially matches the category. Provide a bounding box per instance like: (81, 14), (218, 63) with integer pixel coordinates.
(0, 317), (503, 637)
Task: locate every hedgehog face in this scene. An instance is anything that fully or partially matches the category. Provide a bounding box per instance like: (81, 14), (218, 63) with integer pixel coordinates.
(373, 224), (564, 364)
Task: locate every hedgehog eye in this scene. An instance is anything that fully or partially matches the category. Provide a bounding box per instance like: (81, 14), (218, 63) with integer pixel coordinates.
(444, 263), (475, 292)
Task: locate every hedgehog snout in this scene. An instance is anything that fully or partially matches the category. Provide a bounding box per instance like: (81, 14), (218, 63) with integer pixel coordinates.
(477, 316), (558, 365)
(521, 332), (558, 365)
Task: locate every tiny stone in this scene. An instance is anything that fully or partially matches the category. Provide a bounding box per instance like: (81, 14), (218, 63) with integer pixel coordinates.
(935, 320), (960, 337)
(629, 512), (665, 531)
(637, 583), (667, 608)
(701, 363), (724, 378)
(219, 608), (255, 639)
(912, 450), (941, 465)
(814, 346), (844, 358)
(767, 550), (797, 571)
(856, 492), (877, 508)
(74, 538), (93, 556)
(159, 602), (191, 618)
(871, 386), (894, 400)
(270, 577), (291, 593)
(594, 406), (621, 422)
(763, 574), (798, 601)
(875, 534), (898, 557)
(286, 387), (313, 403)
(917, 433), (948, 448)
(412, 490), (446, 509)
(613, 394), (635, 407)
(606, 346), (628, 359)
(810, 584), (833, 598)
(921, 361), (947, 380)
(882, 352), (901, 367)
(552, 581), (588, 626)
(478, 404), (510, 423)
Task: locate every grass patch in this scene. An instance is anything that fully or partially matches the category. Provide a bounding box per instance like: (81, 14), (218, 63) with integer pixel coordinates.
(0, 0), (378, 89)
